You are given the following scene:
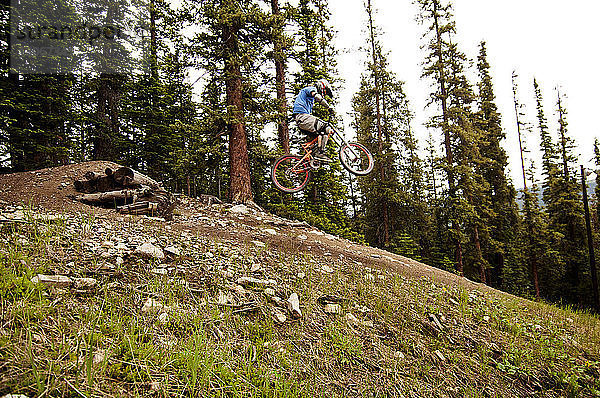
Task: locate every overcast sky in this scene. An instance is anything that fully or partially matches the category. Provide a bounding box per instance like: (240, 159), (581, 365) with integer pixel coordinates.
(326, 0), (600, 186)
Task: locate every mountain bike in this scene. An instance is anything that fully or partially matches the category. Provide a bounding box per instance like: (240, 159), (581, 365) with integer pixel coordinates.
(271, 121), (374, 193)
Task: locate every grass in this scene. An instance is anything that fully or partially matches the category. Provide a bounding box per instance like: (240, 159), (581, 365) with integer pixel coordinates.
(0, 205), (599, 397)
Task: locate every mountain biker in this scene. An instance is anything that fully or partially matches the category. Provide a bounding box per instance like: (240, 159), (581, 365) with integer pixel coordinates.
(292, 79), (334, 162)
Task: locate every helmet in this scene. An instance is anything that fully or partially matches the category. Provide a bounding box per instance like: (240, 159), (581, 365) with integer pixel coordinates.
(315, 79), (332, 97)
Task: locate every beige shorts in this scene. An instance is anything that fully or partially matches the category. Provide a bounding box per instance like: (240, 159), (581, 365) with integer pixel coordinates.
(294, 114), (327, 136)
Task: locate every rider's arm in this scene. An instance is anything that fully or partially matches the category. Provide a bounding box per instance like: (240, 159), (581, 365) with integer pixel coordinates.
(311, 90), (331, 110)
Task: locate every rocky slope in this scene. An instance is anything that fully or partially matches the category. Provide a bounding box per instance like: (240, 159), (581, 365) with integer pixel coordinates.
(0, 162), (599, 397)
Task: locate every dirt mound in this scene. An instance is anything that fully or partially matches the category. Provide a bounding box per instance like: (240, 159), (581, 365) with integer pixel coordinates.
(0, 161), (124, 214)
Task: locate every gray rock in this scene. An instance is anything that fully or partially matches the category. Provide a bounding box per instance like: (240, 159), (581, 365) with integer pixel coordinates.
(433, 350), (446, 362)
(236, 276), (277, 288)
(73, 277), (98, 289)
(273, 309), (287, 323)
(164, 246), (181, 256)
(135, 242), (165, 260)
(151, 268), (168, 275)
(324, 304), (341, 314)
(142, 298), (171, 314)
(230, 204), (249, 214)
(345, 312), (373, 328)
(31, 274), (72, 287)
(287, 293), (302, 318)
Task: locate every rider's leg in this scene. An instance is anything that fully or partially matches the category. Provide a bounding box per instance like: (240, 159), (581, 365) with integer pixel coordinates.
(320, 126), (332, 151)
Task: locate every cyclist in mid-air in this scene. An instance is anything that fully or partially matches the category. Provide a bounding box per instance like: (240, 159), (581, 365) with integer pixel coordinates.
(292, 79), (334, 162)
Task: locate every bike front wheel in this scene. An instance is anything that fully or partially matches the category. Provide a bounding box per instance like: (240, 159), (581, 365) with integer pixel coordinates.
(339, 142), (374, 175)
(271, 155), (311, 193)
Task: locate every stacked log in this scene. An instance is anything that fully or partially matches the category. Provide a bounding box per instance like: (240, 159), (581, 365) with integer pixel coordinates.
(73, 167), (175, 220)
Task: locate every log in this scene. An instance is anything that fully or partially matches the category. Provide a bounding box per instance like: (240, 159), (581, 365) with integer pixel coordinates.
(73, 165), (175, 220)
(75, 188), (149, 204)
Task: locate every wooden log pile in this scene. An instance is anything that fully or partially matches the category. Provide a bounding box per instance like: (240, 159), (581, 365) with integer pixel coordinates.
(73, 167), (176, 220)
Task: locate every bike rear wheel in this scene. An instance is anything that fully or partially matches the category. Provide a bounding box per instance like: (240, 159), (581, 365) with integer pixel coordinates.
(271, 155), (311, 193)
(339, 142), (374, 175)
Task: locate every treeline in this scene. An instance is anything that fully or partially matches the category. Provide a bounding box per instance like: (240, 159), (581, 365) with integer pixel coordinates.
(0, 0), (598, 310)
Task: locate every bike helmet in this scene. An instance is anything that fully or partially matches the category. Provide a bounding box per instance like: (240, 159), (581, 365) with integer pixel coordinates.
(315, 79), (333, 97)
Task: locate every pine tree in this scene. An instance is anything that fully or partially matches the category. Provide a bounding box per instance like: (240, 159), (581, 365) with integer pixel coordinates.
(270, 0), (290, 154)
(473, 43), (519, 288)
(416, 0), (466, 275)
(550, 89), (587, 303)
(512, 71), (540, 297)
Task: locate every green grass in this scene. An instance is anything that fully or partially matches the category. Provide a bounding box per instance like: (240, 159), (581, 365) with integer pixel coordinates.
(0, 206), (599, 397)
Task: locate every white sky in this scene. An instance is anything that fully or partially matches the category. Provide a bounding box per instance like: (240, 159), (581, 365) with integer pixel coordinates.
(327, 0), (600, 187)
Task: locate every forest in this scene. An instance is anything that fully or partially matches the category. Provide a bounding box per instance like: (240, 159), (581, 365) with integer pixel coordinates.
(1, 0), (599, 311)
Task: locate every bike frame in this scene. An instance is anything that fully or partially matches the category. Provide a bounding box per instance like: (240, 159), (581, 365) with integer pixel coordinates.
(290, 124), (359, 173)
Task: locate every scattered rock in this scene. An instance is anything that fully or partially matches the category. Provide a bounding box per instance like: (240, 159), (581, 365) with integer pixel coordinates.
(250, 263), (261, 272)
(2, 394), (30, 398)
(263, 228), (277, 235)
(158, 312), (169, 324)
(428, 313), (444, 330)
(297, 234), (308, 240)
(394, 351), (405, 360)
(324, 304), (342, 314)
(229, 204), (249, 214)
(142, 298), (170, 314)
(164, 246), (181, 257)
(272, 309), (287, 324)
(309, 230), (324, 236)
(297, 272), (306, 279)
(31, 274), (72, 287)
(345, 312), (373, 328)
(264, 288), (276, 296)
(236, 276), (277, 288)
(73, 277), (98, 289)
(364, 273), (375, 281)
(116, 256), (124, 266)
(482, 315), (491, 323)
(287, 293), (302, 318)
(345, 313), (360, 327)
(151, 268), (168, 275)
(251, 240), (266, 248)
(320, 265), (334, 274)
(433, 350), (446, 362)
(135, 242), (165, 260)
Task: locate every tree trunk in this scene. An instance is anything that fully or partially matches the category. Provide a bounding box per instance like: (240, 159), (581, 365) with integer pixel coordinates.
(271, 0), (290, 154)
(94, 74), (120, 160)
(474, 226), (486, 284)
(222, 6), (253, 203)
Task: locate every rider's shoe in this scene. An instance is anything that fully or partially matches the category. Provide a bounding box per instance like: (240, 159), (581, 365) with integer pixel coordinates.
(313, 149), (333, 163)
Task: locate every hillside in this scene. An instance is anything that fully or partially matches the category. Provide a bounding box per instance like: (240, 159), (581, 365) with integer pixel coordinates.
(0, 162), (599, 397)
